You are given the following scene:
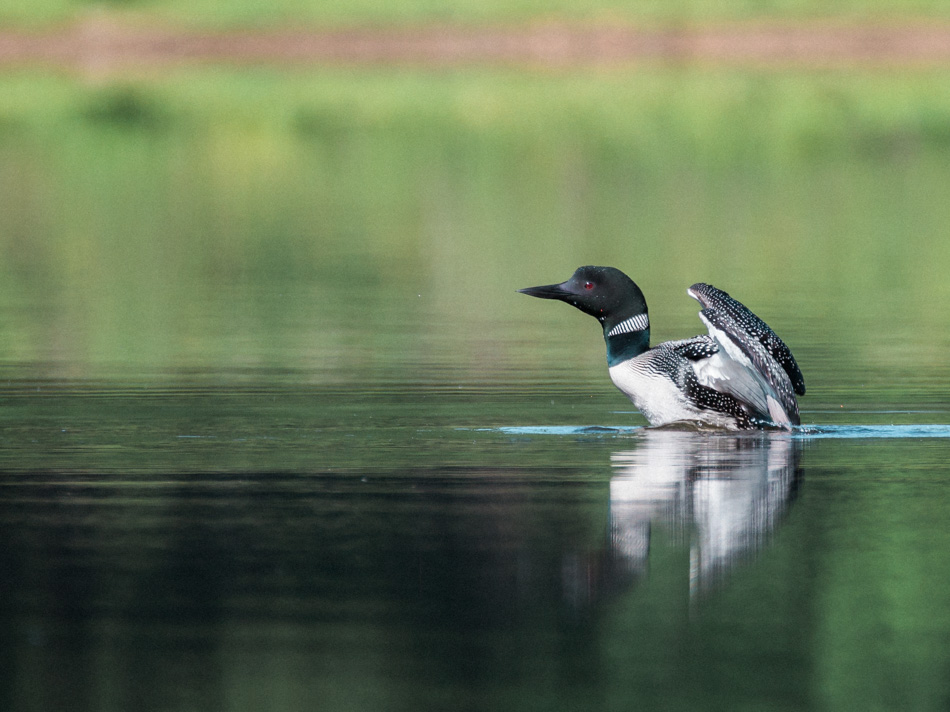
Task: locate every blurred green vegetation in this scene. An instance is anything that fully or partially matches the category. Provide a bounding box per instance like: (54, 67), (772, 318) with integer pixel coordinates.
(2, 53), (950, 712)
(0, 68), (948, 411)
(0, 0), (949, 27)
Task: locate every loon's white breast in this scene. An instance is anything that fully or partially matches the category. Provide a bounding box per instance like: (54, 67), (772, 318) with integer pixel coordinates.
(608, 355), (740, 429)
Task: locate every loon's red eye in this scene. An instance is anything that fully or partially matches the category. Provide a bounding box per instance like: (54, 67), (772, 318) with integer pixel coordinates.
(584, 281), (594, 290)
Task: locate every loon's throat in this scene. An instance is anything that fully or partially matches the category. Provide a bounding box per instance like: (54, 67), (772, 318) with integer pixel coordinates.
(604, 313), (650, 366)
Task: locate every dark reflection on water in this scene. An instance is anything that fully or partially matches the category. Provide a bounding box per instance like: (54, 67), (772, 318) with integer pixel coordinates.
(602, 431), (801, 601)
(5, 383), (950, 711)
(0, 467), (606, 710)
(0, 411), (809, 711)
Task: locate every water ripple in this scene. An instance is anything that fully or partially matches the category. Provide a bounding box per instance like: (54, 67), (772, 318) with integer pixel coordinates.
(483, 424), (950, 439)
(796, 424), (950, 439)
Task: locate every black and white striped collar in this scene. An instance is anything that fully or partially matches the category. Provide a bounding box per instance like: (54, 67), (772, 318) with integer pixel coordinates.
(607, 313), (649, 337)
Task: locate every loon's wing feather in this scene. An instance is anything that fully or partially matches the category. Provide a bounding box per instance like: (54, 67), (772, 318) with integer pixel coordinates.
(687, 283), (805, 396)
(671, 335), (719, 361)
(649, 339), (762, 428)
(665, 336), (773, 423)
(681, 330), (774, 421)
(696, 309), (800, 427)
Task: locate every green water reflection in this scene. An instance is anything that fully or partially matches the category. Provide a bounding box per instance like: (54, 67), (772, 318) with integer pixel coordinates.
(1, 68), (950, 711)
(5, 419), (950, 711)
(1, 71), (949, 410)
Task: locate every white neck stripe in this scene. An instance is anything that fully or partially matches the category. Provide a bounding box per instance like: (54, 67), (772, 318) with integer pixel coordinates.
(608, 313), (649, 337)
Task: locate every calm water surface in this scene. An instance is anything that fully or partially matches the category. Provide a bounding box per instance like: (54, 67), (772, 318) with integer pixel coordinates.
(3, 341), (950, 711)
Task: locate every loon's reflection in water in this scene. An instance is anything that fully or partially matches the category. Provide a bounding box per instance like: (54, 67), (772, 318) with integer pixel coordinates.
(568, 429), (803, 605)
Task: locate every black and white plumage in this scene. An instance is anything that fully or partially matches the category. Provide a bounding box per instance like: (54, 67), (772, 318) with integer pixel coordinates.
(519, 266), (805, 430)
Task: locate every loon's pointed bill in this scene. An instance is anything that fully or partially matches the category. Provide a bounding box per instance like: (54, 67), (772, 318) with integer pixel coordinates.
(519, 266), (805, 431)
(517, 282), (573, 300)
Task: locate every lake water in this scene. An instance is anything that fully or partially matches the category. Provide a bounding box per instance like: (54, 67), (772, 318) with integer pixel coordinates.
(2, 70), (950, 711)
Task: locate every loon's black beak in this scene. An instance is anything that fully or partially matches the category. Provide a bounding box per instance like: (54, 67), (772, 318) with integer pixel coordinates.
(518, 281), (573, 300)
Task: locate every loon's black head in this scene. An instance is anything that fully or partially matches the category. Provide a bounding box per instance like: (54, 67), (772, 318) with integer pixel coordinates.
(519, 266), (650, 366)
(518, 266), (647, 326)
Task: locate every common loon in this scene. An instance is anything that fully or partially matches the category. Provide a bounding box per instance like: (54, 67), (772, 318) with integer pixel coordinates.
(519, 266), (806, 430)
